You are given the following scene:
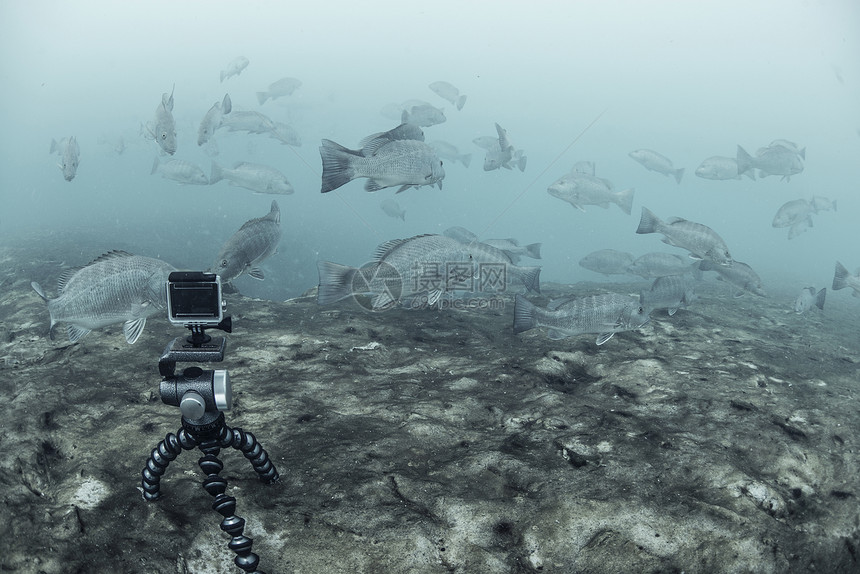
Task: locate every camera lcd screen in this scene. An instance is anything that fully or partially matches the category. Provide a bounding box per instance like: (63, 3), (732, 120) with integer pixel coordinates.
(167, 272), (222, 325)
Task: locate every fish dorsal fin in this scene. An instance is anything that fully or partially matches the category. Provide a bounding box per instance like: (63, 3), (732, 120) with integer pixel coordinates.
(359, 135), (391, 156)
(67, 324), (91, 343)
(265, 200), (280, 223)
(123, 317), (147, 344)
(88, 250), (134, 266)
(372, 234), (437, 261)
(494, 123), (511, 151)
(57, 267), (82, 294)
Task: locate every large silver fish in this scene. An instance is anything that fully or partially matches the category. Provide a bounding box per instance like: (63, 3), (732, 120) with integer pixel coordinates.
(697, 260), (766, 297)
(482, 123), (527, 172)
(151, 157), (208, 185)
(218, 111), (276, 134)
(429, 140), (472, 167)
(198, 93), (232, 146)
(318, 234), (540, 309)
(627, 252), (695, 279)
(429, 81), (467, 110)
(220, 56), (249, 82)
(736, 144), (804, 181)
(210, 201), (281, 282)
(319, 138), (444, 193)
(794, 287), (825, 314)
(256, 77), (302, 105)
(547, 164), (634, 214)
(640, 275), (697, 316)
(401, 104), (446, 127)
(210, 162), (294, 194)
(513, 293), (650, 345)
(380, 198), (406, 221)
(30, 251), (175, 344)
(50, 136), (80, 181)
(629, 149), (684, 184)
(636, 207), (733, 266)
(772, 197), (836, 239)
(695, 156), (754, 181)
(147, 86), (177, 155)
(578, 249), (635, 276)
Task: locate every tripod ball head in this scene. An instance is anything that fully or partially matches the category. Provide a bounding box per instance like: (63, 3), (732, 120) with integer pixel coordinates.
(161, 366), (231, 421)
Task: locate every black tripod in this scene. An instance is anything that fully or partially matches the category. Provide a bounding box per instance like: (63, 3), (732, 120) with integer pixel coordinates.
(141, 321), (278, 574)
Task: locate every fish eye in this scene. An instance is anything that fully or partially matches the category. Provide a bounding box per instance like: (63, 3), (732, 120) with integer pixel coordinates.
(161, 133), (167, 140)
(220, 259), (228, 268)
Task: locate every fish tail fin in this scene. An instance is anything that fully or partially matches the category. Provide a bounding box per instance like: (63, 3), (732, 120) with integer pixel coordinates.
(512, 294), (538, 334)
(832, 261), (850, 291)
(319, 140), (357, 193)
(798, 147), (806, 160)
(50, 138), (58, 154)
(636, 206), (662, 234)
(210, 161), (224, 184)
(317, 261), (358, 305)
(150, 156), (160, 175)
(519, 266), (541, 293)
(456, 94), (467, 111)
(815, 288), (826, 310)
(256, 91), (269, 105)
(460, 153), (472, 168)
(615, 188), (635, 215)
(524, 242), (542, 260)
(674, 167), (685, 184)
(736, 145), (754, 175)
(221, 93), (232, 114)
(517, 155), (528, 172)
(30, 282), (57, 339)
(220, 70), (226, 83)
(30, 281), (48, 303)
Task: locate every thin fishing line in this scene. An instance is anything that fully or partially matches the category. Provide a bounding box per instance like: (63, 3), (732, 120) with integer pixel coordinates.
(476, 107), (608, 239)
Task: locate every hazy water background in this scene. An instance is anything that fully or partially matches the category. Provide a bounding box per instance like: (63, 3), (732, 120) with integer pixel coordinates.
(1, 0), (858, 304)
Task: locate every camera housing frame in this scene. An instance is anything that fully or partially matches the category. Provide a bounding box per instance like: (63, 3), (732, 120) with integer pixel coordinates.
(166, 271), (225, 328)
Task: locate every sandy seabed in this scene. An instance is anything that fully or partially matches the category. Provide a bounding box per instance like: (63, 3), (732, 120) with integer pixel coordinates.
(1, 243), (858, 573)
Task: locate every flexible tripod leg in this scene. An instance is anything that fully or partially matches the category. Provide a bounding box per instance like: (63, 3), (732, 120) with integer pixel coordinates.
(197, 439), (264, 574)
(141, 428), (198, 501)
(141, 415), (279, 573)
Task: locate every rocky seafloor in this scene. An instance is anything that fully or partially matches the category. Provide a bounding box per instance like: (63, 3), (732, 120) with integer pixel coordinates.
(1, 248), (859, 573)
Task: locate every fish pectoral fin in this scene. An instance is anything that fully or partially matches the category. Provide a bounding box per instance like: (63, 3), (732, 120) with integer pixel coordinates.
(595, 332), (615, 345)
(668, 307), (678, 316)
(67, 325), (91, 343)
(248, 267), (265, 280)
(426, 290), (443, 306)
(365, 179), (384, 192)
(123, 318), (147, 344)
(546, 329), (567, 340)
(687, 254), (703, 261)
(372, 291), (398, 310)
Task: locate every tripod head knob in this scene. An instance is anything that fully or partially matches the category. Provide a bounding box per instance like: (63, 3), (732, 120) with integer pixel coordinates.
(180, 390), (206, 420)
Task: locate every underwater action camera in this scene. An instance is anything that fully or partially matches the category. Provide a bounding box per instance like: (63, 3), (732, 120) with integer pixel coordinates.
(166, 271), (225, 327)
